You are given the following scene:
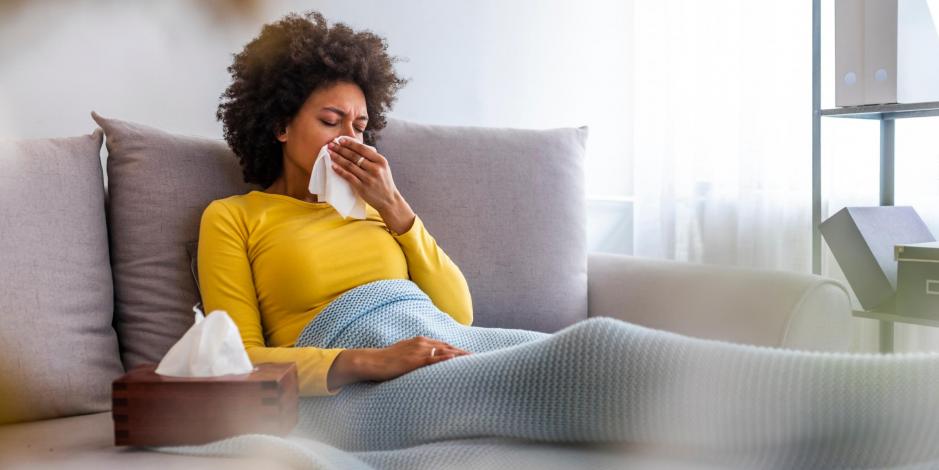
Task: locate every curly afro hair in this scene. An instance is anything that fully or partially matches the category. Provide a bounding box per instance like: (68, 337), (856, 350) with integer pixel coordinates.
(217, 11), (408, 188)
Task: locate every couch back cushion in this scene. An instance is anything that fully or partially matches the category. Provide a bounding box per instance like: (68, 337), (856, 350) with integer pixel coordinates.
(92, 112), (257, 370)
(0, 130), (125, 424)
(374, 119), (589, 331)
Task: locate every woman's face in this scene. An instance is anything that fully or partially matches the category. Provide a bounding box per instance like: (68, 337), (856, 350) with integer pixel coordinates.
(277, 80), (368, 175)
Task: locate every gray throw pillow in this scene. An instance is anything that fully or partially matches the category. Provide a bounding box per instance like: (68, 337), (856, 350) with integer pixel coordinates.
(0, 130), (125, 424)
(186, 241), (202, 305)
(91, 112), (257, 370)
(374, 118), (589, 332)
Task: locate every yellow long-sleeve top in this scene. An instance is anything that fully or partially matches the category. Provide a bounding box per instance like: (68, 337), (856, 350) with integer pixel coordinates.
(197, 190), (473, 397)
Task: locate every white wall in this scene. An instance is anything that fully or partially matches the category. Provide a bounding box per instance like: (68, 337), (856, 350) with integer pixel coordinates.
(0, 0), (634, 254)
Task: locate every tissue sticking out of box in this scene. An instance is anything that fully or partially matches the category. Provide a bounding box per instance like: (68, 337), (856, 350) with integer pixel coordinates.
(155, 303), (255, 377)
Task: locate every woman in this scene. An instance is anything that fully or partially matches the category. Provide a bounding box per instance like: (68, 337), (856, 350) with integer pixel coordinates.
(199, 11), (471, 397)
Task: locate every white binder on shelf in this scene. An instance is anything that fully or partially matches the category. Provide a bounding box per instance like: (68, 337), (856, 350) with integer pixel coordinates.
(863, 0), (899, 105)
(836, 0), (866, 106)
(835, 0), (939, 106)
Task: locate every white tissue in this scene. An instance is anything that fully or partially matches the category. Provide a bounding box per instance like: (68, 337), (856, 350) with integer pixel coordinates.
(308, 135), (374, 219)
(154, 304), (255, 377)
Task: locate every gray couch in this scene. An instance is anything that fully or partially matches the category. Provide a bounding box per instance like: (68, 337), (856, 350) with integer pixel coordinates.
(0, 114), (854, 469)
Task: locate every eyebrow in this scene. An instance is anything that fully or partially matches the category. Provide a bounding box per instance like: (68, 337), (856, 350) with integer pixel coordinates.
(321, 107), (368, 122)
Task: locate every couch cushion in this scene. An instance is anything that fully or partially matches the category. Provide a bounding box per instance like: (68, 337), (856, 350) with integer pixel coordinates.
(0, 130), (124, 424)
(0, 412), (292, 469)
(0, 411), (725, 469)
(91, 112), (257, 370)
(374, 119), (589, 331)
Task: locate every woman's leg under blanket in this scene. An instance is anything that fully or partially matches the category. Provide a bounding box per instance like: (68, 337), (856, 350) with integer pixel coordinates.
(296, 317), (939, 468)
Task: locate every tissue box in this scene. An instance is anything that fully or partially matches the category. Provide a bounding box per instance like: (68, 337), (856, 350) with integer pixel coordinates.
(112, 362), (298, 446)
(895, 241), (939, 321)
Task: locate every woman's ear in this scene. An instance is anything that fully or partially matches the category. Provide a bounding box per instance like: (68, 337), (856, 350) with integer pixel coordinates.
(275, 124), (288, 143)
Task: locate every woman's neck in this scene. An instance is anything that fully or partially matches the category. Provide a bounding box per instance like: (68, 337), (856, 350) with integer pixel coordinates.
(264, 173), (318, 203)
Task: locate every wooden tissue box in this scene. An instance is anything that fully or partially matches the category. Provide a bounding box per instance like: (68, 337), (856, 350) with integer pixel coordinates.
(112, 362), (298, 446)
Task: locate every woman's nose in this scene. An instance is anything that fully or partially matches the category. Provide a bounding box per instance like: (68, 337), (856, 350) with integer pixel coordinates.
(339, 125), (359, 141)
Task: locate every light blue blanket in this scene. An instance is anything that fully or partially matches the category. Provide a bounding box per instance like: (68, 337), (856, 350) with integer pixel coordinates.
(155, 279), (939, 469)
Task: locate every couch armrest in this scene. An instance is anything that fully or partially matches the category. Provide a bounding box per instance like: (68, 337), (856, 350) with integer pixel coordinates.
(587, 253), (855, 351)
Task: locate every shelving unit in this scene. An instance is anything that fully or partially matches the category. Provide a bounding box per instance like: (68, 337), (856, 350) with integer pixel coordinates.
(821, 101), (939, 119)
(810, 1), (939, 353)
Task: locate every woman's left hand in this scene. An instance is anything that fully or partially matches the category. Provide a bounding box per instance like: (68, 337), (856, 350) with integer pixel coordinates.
(327, 139), (399, 211)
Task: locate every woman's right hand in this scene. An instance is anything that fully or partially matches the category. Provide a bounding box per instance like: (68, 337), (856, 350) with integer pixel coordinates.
(326, 336), (470, 391)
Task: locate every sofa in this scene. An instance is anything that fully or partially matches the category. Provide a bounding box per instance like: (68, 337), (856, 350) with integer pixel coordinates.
(0, 113), (856, 469)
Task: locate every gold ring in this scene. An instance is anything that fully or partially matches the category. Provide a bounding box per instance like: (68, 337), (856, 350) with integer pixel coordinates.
(430, 347), (436, 358)
(356, 156), (365, 167)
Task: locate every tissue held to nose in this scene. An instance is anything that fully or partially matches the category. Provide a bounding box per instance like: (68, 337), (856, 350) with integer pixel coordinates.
(308, 136), (373, 219)
(154, 304), (255, 377)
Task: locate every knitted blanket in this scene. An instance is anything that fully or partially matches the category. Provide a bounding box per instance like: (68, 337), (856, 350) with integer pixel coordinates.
(155, 279), (939, 469)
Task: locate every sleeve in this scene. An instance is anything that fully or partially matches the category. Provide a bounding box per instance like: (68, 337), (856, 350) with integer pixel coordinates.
(197, 200), (347, 396)
(388, 214), (474, 326)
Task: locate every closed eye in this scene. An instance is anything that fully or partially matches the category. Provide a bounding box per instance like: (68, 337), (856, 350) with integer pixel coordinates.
(321, 120), (365, 133)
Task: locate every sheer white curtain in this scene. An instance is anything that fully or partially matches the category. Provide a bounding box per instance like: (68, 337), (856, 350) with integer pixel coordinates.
(628, 0), (939, 352)
(631, 0), (812, 272)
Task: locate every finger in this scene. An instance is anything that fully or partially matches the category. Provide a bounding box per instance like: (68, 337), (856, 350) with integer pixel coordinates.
(328, 142), (361, 164)
(431, 341), (469, 355)
(422, 346), (454, 362)
(330, 158), (363, 185)
(426, 348), (468, 362)
(427, 353), (457, 365)
(336, 139), (381, 163)
(438, 345), (469, 356)
(329, 149), (369, 179)
(329, 146), (367, 171)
